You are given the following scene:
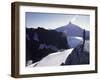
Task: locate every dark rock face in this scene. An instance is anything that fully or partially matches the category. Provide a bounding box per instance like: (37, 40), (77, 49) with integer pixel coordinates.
(64, 44), (89, 65)
(26, 27), (69, 64)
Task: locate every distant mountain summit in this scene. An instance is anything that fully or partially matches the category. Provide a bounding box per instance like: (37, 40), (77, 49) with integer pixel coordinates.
(56, 22), (89, 40)
(56, 22), (83, 37)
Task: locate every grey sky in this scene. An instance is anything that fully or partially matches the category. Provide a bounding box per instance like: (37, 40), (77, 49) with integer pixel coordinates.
(25, 12), (90, 30)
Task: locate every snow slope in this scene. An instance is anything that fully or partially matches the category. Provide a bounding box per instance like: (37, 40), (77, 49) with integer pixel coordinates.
(27, 48), (73, 67)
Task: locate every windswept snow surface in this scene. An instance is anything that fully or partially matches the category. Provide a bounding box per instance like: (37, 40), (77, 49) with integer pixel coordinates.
(27, 48), (73, 67)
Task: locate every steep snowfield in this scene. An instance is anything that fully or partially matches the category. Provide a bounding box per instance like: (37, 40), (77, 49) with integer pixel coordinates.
(27, 48), (73, 67)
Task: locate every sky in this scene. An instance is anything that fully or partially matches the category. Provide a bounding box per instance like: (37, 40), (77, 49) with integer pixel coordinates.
(25, 12), (90, 30)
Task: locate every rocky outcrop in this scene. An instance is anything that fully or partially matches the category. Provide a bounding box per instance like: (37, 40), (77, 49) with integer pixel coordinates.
(26, 27), (69, 65)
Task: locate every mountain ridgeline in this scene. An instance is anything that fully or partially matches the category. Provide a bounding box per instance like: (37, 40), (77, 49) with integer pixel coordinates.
(56, 22), (90, 40)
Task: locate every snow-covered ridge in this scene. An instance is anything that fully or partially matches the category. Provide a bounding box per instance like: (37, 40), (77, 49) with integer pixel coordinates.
(27, 48), (73, 67)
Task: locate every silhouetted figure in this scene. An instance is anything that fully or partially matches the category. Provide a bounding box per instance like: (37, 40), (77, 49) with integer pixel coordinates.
(81, 29), (85, 52)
